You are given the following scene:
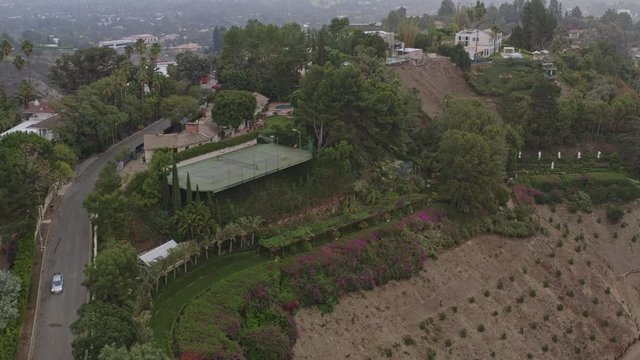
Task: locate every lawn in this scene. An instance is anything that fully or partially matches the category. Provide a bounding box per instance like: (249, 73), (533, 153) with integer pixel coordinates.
(150, 252), (270, 354)
(467, 59), (546, 96)
(263, 115), (293, 130)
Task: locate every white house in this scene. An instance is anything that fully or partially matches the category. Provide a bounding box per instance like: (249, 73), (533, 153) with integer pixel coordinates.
(454, 29), (503, 59)
(99, 34), (158, 52)
(1, 100), (60, 140)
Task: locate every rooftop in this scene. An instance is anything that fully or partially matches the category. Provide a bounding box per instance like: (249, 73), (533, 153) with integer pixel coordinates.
(144, 131), (212, 150)
(24, 100), (55, 114)
(138, 240), (178, 266)
(28, 114), (60, 129)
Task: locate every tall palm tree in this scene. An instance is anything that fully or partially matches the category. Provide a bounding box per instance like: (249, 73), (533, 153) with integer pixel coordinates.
(136, 58), (150, 127)
(0, 40), (11, 61)
(469, 1), (487, 61)
(149, 43), (161, 66)
(12, 55), (25, 71)
(21, 40), (33, 85)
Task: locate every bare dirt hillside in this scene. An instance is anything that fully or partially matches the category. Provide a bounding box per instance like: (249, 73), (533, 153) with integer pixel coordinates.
(392, 57), (477, 119)
(294, 204), (640, 360)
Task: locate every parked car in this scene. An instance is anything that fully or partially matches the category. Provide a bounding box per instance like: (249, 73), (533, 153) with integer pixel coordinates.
(51, 273), (63, 294)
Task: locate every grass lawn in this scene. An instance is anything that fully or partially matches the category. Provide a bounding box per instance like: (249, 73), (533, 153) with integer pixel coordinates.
(263, 115), (293, 130)
(150, 251), (270, 353)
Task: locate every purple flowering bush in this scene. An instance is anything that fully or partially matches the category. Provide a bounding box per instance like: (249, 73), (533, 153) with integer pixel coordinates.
(280, 229), (427, 311)
(512, 184), (542, 206)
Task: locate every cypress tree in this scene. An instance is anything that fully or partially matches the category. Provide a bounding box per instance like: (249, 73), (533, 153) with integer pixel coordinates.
(171, 160), (181, 211)
(161, 170), (170, 210)
(186, 173), (193, 204)
(195, 184), (201, 202)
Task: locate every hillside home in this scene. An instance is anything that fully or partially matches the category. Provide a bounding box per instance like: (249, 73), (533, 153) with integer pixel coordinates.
(143, 121), (217, 162)
(1, 100), (60, 140)
(364, 30), (405, 51)
(454, 29), (503, 59)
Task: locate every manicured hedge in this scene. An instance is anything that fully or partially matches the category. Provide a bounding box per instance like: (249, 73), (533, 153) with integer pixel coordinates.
(258, 195), (430, 253)
(174, 132), (258, 163)
(0, 222), (35, 360)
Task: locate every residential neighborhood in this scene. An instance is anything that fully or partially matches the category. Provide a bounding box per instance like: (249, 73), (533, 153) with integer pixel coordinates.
(1, 1), (640, 360)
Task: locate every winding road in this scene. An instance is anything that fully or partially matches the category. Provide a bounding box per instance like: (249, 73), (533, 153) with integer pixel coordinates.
(29, 119), (170, 360)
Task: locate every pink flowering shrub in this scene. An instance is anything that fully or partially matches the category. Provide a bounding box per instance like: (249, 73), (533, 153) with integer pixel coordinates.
(280, 229), (427, 310)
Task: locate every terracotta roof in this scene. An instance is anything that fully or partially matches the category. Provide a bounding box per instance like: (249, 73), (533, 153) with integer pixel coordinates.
(27, 114), (61, 129)
(24, 100), (56, 114)
(144, 132), (212, 150)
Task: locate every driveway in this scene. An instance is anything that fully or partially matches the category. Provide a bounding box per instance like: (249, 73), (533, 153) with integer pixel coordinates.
(29, 119), (170, 360)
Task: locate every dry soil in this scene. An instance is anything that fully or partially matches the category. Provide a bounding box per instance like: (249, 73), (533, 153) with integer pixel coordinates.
(294, 204), (640, 360)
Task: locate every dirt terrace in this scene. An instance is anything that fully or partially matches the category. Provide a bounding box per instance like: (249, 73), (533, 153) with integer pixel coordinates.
(294, 204), (640, 360)
(392, 58), (476, 119)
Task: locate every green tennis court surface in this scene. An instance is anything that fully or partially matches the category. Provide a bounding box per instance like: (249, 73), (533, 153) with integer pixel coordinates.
(171, 143), (313, 193)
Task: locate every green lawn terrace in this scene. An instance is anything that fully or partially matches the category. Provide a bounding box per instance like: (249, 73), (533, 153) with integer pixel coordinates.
(171, 143), (313, 193)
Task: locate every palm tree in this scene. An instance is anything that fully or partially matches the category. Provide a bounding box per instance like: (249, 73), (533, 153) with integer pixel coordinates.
(242, 215), (264, 246)
(469, 1), (487, 61)
(21, 40), (33, 85)
(125, 45), (134, 59)
(149, 43), (161, 66)
(136, 58), (150, 127)
(0, 40), (11, 61)
(221, 222), (241, 253)
(13, 55), (25, 71)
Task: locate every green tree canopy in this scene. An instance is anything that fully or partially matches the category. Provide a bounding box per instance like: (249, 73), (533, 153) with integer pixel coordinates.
(438, 130), (505, 212)
(71, 301), (137, 360)
(161, 95), (200, 124)
(175, 51), (210, 85)
(49, 47), (126, 93)
(173, 201), (216, 242)
(98, 344), (169, 360)
(438, 0), (457, 17)
(0, 270), (21, 330)
(211, 90), (256, 129)
(82, 242), (139, 306)
(219, 20), (306, 99)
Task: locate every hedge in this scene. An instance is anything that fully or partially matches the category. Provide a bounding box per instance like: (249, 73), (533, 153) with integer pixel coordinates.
(0, 221), (36, 360)
(258, 194), (430, 253)
(173, 132), (258, 163)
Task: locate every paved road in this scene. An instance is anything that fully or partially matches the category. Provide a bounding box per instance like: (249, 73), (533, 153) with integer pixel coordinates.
(30, 119), (170, 360)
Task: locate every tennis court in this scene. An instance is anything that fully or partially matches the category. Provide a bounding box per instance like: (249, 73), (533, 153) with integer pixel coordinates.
(172, 143), (313, 193)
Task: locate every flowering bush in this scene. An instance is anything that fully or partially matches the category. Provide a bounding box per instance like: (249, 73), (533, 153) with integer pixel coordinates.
(281, 229), (427, 310)
(240, 325), (291, 360)
(512, 185), (541, 206)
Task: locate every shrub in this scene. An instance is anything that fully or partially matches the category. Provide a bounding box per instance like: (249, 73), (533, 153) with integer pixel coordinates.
(529, 290), (536, 298)
(403, 335), (416, 346)
(451, 306), (458, 313)
(483, 290), (490, 297)
(174, 132), (259, 163)
(439, 312), (447, 321)
(606, 205), (625, 224)
(445, 339), (453, 347)
(497, 280), (504, 290)
(460, 329), (468, 338)
(281, 230), (426, 309)
(557, 304), (564, 311)
(241, 325), (289, 360)
(427, 348), (437, 360)
(542, 345), (549, 352)
(551, 335), (558, 343)
(477, 324), (485, 333)
(468, 297), (476, 304)
(500, 333), (507, 340)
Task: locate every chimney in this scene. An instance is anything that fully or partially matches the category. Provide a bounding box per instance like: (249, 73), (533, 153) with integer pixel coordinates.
(185, 122), (199, 135)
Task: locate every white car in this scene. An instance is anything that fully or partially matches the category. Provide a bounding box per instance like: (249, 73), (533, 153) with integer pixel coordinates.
(50, 273), (63, 294)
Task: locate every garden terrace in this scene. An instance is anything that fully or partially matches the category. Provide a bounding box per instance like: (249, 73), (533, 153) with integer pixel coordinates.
(170, 143), (313, 193)
(259, 194), (435, 254)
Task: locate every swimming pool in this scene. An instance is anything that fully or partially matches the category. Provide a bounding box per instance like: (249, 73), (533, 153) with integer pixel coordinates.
(275, 104), (293, 110)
